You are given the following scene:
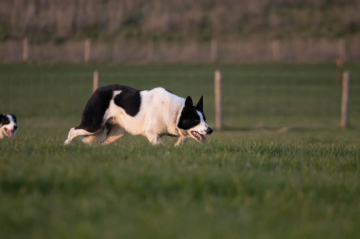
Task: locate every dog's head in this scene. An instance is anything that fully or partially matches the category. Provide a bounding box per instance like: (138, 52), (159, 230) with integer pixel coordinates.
(177, 96), (213, 143)
(0, 114), (18, 138)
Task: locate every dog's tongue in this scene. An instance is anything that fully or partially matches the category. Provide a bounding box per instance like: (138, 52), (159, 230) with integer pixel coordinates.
(195, 132), (206, 143)
(9, 130), (15, 137)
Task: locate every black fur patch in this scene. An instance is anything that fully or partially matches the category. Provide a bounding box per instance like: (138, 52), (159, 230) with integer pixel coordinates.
(177, 96), (207, 130)
(114, 87), (141, 117)
(76, 85), (142, 132)
(0, 114), (10, 126)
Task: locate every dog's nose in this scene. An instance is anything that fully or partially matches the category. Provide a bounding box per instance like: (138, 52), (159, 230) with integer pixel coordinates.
(14, 125), (18, 130)
(206, 127), (213, 135)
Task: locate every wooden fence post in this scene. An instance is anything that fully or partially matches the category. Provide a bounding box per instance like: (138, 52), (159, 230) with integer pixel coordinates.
(93, 70), (99, 92)
(23, 38), (28, 61)
(338, 39), (346, 61)
(271, 40), (280, 61)
(211, 39), (218, 62)
(341, 71), (351, 128)
(147, 39), (154, 62)
(336, 59), (343, 85)
(85, 39), (91, 63)
(215, 70), (222, 130)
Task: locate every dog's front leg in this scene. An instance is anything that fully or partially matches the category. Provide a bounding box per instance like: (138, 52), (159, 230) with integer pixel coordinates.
(175, 136), (188, 147)
(145, 132), (163, 145)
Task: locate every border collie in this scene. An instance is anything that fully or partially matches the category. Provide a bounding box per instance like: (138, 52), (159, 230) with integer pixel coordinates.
(64, 85), (213, 146)
(0, 114), (18, 139)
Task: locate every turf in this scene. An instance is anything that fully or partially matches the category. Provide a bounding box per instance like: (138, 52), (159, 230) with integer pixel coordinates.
(0, 63), (360, 239)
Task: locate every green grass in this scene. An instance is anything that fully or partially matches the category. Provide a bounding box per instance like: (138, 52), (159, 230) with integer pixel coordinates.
(0, 63), (360, 238)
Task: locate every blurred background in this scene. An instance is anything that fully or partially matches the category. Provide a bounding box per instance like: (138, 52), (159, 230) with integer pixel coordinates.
(0, 0), (360, 62)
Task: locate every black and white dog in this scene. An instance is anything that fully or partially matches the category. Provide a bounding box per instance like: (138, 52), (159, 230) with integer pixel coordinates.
(64, 85), (213, 146)
(0, 114), (18, 139)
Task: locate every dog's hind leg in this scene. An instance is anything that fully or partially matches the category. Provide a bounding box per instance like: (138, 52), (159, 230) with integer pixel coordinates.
(64, 127), (103, 145)
(101, 125), (126, 145)
(81, 128), (105, 145)
(145, 131), (163, 145)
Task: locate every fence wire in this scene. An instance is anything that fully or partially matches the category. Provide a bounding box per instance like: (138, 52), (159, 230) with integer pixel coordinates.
(1, 65), (359, 131)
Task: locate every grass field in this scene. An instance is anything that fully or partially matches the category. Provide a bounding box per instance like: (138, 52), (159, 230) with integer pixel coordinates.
(0, 63), (360, 238)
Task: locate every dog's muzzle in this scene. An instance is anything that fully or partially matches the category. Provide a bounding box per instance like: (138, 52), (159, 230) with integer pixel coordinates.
(206, 127), (213, 135)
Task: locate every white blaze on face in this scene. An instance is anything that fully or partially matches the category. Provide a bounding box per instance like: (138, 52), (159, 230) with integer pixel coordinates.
(192, 111), (209, 134)
(188, 111), (210, 143)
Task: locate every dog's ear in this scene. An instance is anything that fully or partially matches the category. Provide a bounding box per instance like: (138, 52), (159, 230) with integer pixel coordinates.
(196, 96), (203, 111)
(185, 96), (193, 108)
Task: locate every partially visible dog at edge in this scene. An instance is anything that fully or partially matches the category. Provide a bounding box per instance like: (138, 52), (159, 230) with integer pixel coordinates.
(64, 85), (213, 146)
(0, 114), (18, 139)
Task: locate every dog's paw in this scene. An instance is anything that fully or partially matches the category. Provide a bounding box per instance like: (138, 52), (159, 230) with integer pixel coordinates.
(64, 139), (72, 145)
(174, 137), (188, 147)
